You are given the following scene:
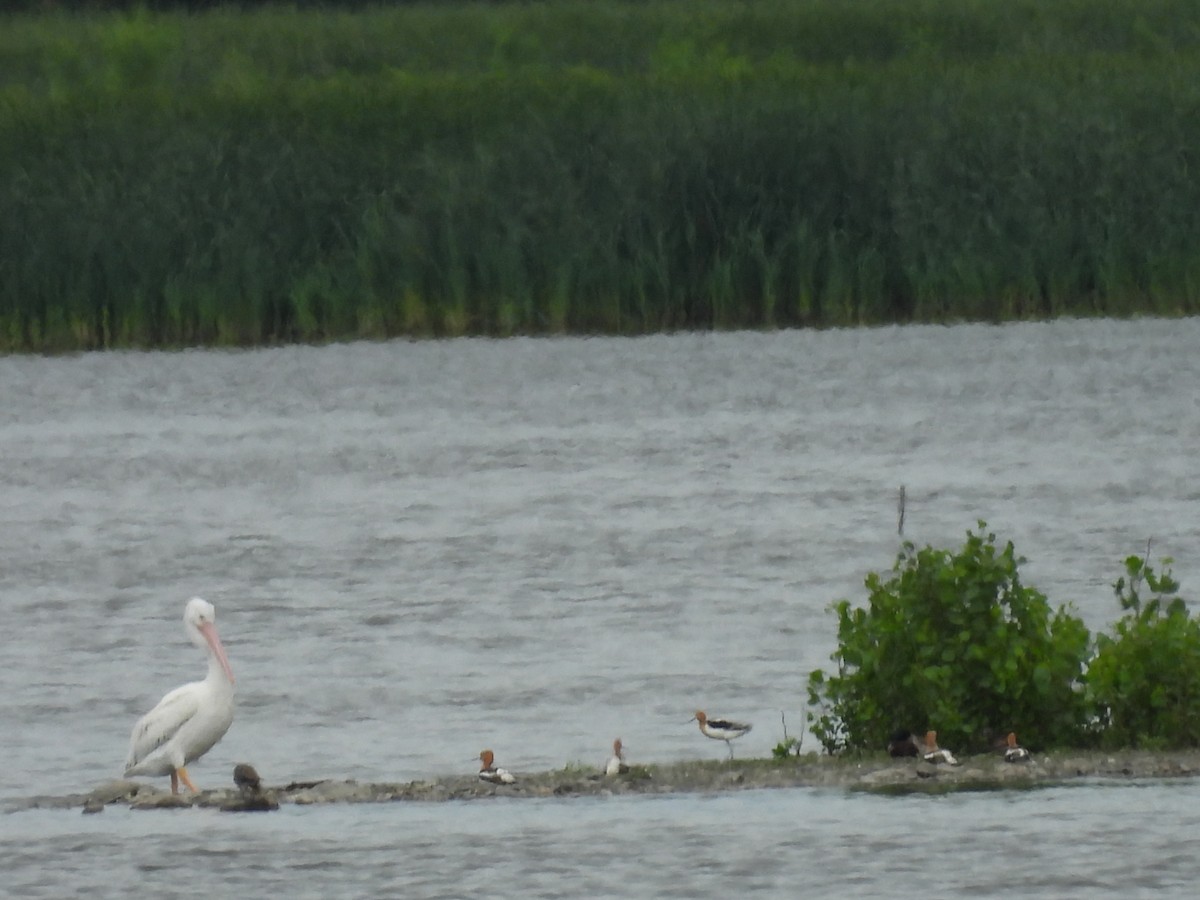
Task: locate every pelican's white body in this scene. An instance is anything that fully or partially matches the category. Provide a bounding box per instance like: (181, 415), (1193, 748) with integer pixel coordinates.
(124, 598), (235, 781)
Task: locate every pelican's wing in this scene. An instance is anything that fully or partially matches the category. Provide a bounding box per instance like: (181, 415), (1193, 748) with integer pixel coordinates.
(124, 682), (202, 772)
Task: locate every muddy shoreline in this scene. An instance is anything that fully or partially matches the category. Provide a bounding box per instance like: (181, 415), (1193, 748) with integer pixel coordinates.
(12, 749), (1200, 814)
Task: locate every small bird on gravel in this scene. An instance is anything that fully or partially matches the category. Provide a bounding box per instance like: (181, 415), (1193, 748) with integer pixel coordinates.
(223, 763), (278, 812)
(233, 763), (263, 796)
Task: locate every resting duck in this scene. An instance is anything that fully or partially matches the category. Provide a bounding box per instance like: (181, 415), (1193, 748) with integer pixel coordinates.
(887, 729), (920, 757)
(478, 749), (517, 784)
(1003, 732), (1030, 762)
(233, 762), (263, 796)
(919, 730), (960, 766)
(605, 738), (630, 776)
(222, 762), (279, 812)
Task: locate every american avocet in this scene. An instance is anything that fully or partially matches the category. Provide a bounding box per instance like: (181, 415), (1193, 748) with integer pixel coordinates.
(478, 749), (516, 784)
(1003, 732), (1030, 762)
(919, 730), (960, 766)
(605, 738), (629, 776)
(886, 729), (919, 757)
(124, 598), (236, 794)
(233, 763), (262, 796)
(691, 710), (752, 759)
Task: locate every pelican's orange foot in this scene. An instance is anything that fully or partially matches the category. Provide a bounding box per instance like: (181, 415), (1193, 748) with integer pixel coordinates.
(177, 767), (199, 793)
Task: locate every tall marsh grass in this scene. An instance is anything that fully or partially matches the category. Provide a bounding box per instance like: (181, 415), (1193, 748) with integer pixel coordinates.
(3, 0), (1200, 351)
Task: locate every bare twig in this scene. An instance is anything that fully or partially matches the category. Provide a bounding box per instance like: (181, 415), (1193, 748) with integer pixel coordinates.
(1134, 537), (1153, 593)
(897, 485), (906, 536)
(780, 710), (805, 755)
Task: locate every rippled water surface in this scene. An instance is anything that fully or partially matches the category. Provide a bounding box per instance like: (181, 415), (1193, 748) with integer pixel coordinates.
(3, 320), (1200, 896)
(8, 783), (1200, 898)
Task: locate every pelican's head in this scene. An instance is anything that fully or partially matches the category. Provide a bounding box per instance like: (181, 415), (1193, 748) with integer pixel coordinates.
(184, 597), (216, 631)
(184, 597), (235, 685)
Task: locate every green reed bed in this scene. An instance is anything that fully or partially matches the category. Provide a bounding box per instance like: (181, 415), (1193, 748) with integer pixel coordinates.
(2, 0), (1200, 351)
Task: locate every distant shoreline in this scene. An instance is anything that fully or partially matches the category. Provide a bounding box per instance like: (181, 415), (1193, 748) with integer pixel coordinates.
(15, 750), (1200, 813)
(4, 1), (1200, 352)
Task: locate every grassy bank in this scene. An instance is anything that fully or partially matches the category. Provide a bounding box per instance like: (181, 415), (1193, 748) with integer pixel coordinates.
(3, 0), (1200, 351)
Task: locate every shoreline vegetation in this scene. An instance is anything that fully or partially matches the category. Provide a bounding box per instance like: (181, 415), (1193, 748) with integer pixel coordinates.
(3, 0), (1200, 353)
(807, 526), (1200, 756)
(18, 749), (1200, 813)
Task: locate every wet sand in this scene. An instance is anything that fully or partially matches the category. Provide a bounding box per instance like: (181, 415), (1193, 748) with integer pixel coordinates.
(13, 749), (1200, 813)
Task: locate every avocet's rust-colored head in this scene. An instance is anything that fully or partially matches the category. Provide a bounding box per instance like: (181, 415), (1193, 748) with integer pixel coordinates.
(613, 738), (623, 755)
(479, 749), (495, 769)
(1007, 732), (1018, 748)
(925, 730), (938, 748)
(693, 710), (707, 726)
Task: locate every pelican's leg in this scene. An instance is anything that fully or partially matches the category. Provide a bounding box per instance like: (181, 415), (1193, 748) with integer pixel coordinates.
(170, 770), (180, 795)
(176, 767), (199, 793)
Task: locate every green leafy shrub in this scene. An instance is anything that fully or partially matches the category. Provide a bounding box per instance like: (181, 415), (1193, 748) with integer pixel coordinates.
(806, 523), (1091, 754)
(1088, 556), (1200, 749)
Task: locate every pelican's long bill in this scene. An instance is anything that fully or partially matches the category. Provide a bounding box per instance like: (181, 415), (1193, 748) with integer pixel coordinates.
(198, 620), (235, 684)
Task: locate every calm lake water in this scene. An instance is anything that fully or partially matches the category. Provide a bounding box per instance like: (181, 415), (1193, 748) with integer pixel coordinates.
(2, 320), (1200, 896)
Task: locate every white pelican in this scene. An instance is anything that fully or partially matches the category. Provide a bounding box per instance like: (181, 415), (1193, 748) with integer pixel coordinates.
(691, 710), (752, 759)
(124, 597), (235, 794)
(478, 749), (516, 784)
(605, 738), (629, 776)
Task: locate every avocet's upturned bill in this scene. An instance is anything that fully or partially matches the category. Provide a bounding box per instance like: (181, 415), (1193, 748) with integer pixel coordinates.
(124, 597), (236, 794)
